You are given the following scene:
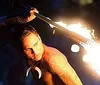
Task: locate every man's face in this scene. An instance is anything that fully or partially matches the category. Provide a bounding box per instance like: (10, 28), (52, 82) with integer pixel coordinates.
(22, 32), (44, 61)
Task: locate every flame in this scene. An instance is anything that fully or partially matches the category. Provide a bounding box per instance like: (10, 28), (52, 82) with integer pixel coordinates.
(82, 41), (100, 75)
(50, 22), (94, 39)
(67, 23), (93, 39)
(50, 21), (100, 75)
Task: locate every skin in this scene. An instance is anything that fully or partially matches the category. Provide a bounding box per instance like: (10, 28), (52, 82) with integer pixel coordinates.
(25, 8), (39, 22)
(0, 7), (38, 26)
(22, 33), (44, 61)
(0, 6), (83, 85)
(21, 32), (83, 85)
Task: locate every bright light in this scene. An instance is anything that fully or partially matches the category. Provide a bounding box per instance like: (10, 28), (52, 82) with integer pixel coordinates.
(67, 23), (93, 39)
(82, 42), (100, 75)
(49, 21), (100, 75)
(49, 22), (94, 39)
(49, 21), (67, 28)
(71, 44), (80, 52)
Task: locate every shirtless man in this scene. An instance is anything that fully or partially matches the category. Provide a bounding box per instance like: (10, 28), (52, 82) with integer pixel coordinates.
(20, 25), (83, 85)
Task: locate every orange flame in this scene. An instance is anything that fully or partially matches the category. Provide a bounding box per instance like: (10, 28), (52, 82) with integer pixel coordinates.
(50, 22), (100, 75)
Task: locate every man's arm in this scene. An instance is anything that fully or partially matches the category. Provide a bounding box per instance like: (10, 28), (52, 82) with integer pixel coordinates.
(6, 7), (38, 26)
(0, 7), (38, 27)
(49, 54), (83, 85)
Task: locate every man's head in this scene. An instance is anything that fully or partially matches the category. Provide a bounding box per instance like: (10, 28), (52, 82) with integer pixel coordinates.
(20, 25), (44, 61)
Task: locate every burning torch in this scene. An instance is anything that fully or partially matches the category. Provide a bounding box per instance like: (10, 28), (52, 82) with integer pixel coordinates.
(26, 8), (100, 76)
(34, 12), (100, 75)
(34, 12), (94, 44)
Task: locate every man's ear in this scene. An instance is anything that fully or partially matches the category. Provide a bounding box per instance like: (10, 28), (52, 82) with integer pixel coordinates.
(37, 34), (42, 41)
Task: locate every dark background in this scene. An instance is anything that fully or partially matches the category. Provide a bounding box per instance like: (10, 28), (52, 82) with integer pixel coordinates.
(0, 0), (100, 85)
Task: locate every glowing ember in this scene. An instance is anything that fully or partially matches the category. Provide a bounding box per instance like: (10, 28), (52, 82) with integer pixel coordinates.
(49, 21), (100, 75)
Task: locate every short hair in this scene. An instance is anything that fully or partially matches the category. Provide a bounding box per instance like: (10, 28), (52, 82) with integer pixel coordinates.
(20, 25), (39, 40)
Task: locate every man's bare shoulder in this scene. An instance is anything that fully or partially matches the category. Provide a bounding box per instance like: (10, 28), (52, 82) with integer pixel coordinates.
(42, 45), (83, 85)
(43, 45), (67, 63)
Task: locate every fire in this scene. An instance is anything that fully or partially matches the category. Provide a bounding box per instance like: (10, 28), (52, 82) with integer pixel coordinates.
(50, 22), (94, 39)
(67, 23), (94, 39)
(82, 42), (100, 75)
(50, 21), (100, 75)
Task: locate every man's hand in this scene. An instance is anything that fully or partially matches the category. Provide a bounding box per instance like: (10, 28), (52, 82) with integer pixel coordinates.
(25, 8), (39, 22)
